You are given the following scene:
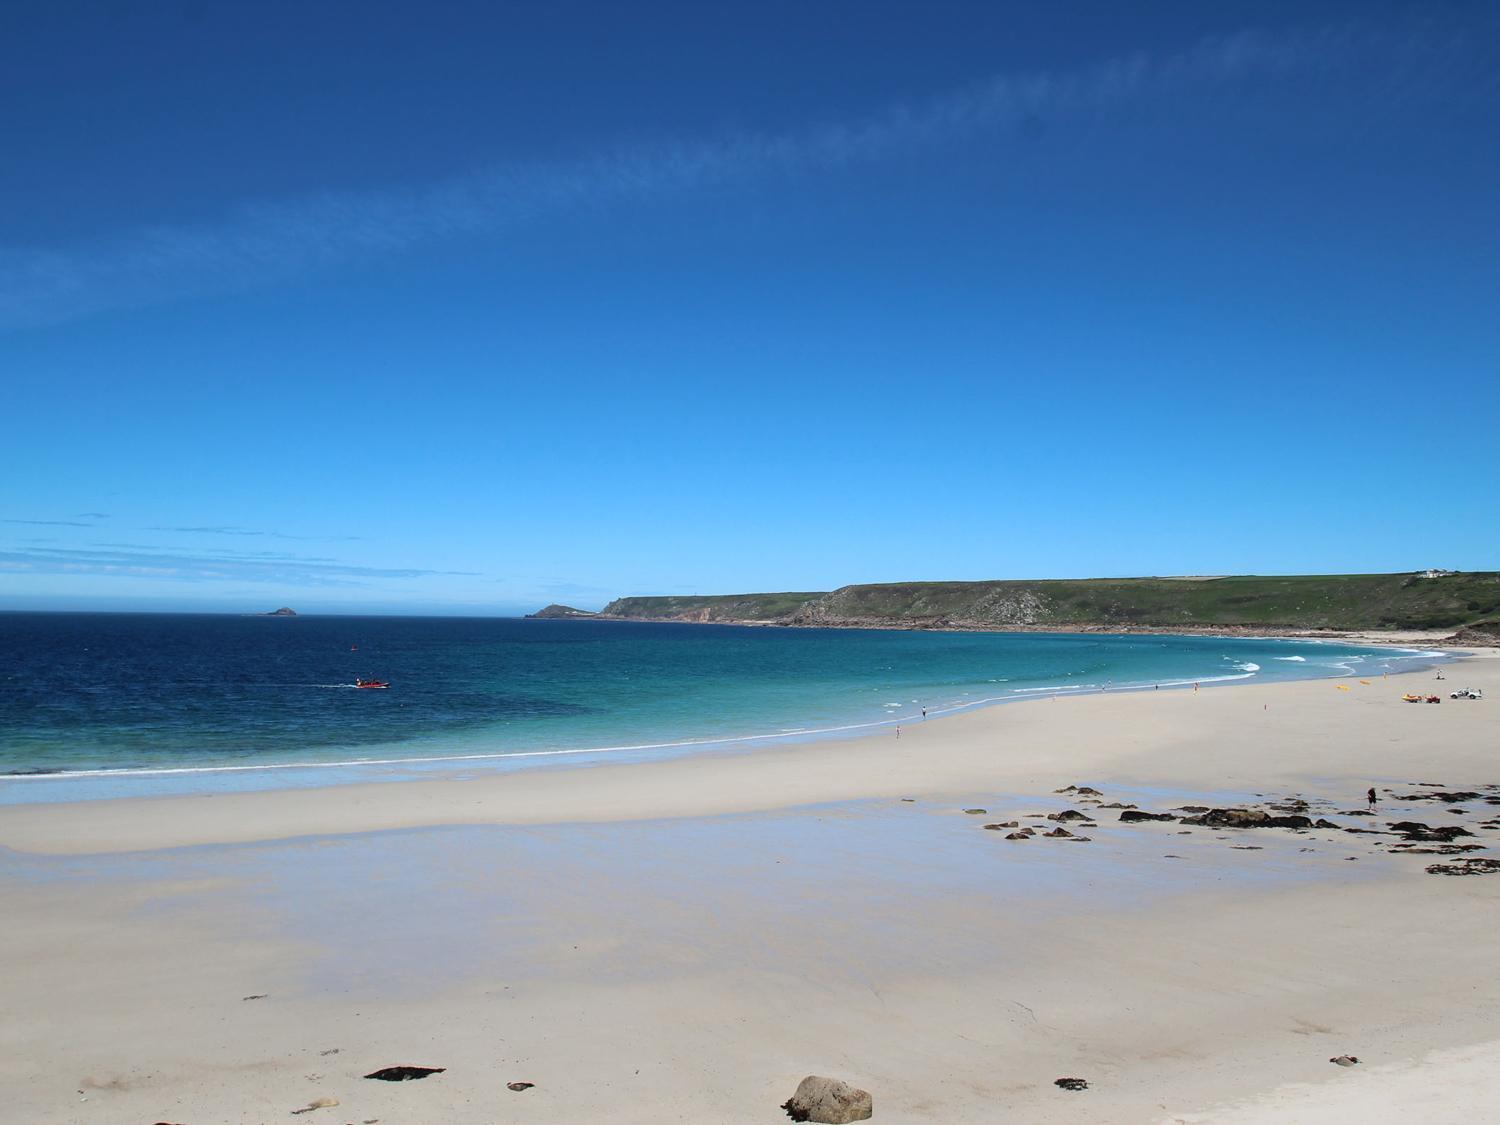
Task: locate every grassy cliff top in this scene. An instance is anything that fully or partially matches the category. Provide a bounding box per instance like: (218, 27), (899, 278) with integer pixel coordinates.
(598, 572), (1500, 632)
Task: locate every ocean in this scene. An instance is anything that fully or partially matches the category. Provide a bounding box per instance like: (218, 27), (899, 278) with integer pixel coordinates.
(0, 612), (1445, 802)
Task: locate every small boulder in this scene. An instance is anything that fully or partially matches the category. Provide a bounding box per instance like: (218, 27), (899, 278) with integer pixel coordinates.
(963, 808), (987, 815)
(1048, 809), (1091, 822)
(1004, 831), (1031, 840)
(365, 1066), (445, 1081)
(1044, 827), (1075, 838)
(1054, 1077), (1089, 1091)
(1330, 1055), (1360, 1067)
(1119, 810), (1176, 823)
(781, 1075), (873, 1123)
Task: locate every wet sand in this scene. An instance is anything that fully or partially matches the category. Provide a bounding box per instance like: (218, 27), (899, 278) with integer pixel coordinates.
(2, 652), (1497, 1122)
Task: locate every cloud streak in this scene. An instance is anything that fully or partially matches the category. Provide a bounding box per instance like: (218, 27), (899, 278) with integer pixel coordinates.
(148, 525), (362, 542)
(0, 24), (1463, 332)
(0, 545), (478, 587)
(4, 513), (108, 528)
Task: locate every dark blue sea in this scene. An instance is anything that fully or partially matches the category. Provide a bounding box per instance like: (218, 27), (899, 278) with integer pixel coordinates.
(0, 613), (1445, 802)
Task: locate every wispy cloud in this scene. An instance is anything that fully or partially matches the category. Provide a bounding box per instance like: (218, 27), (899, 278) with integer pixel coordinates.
(0, 24), (1451, 333)
(0, 545), (478, 586)
(4, 513), (108, 527)
(148, 524), (362, 541)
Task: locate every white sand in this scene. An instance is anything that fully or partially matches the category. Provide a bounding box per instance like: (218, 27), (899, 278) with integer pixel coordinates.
(2, 652), (1497, 1123)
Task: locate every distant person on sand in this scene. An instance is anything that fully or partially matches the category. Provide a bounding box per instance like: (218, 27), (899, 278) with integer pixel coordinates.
(1367, 787), (1378, 810)
(921, 708), (927, 720)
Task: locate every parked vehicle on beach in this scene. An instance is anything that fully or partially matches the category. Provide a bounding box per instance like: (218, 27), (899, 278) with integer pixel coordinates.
(1450, 688), (1484, 700)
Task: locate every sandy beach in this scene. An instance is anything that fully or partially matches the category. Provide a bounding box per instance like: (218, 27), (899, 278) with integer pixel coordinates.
(3, 651), (1498, 1123)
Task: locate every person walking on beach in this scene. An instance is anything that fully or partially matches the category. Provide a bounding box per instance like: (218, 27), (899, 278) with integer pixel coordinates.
(921, 707), (927, 720)
(1367, 787), (1378, 811)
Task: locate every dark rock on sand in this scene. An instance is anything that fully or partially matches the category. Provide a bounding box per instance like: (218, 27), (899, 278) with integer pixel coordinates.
(1005, 831), (1031, 840)
(1119, 810), (1176, 823)
(982, 821), (1020, 830)
(365, 1066), (446, 1081)
(1425, 858), (1500, 876)
(507, 1081), (535, 1091)
(1396, 791), (1482, 803)
(1179, 809), (1312, 829)
(1313, 819), (1342, 829)
(1389, 843), (1487, 855)
(781, 1075), (873, 1123)
(1388, 821), (1473, 842)
(1098, 802), (1137, 809)
(963, 808), (987, 815)
(1044, 827), (1076, 838)
(1176, 805), (1210, 813)
(1048, 810), (1091, 822)
(1330, 1055), (1360, 1067)
(1054, 1077), (1089, 1091)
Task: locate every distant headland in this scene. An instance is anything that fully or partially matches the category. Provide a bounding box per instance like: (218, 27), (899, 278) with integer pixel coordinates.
(262, 607), (298, 617)
(525, 604), (597, 619)
(536, 571), (1500, 641)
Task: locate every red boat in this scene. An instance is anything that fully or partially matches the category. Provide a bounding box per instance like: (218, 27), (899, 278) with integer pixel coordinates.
(355, 679), (390, 690)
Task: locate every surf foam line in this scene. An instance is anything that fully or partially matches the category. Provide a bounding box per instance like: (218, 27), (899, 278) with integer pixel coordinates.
(0, 644), (1442, 783)
(0, 692), (1015, 781)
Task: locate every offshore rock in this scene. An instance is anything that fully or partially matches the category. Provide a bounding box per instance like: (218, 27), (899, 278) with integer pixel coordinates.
(781, 1075), (873, 1123)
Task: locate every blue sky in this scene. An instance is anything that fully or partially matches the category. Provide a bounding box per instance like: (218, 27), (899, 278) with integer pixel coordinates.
(3, 0), (1497, 615)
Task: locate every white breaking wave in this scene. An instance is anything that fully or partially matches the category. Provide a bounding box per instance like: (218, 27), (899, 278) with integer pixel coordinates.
(1275, 656), (1307, 662)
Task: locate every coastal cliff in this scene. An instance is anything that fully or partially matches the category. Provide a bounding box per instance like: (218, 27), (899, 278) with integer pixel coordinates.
(595, 572), (1500, 636)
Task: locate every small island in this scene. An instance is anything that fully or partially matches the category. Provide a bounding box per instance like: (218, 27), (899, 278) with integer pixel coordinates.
(525, 604), (596, 619)
(263, 607), (298, 617)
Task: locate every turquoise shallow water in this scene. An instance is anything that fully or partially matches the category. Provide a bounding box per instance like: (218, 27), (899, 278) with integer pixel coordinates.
(0, 612), (1446, 802)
